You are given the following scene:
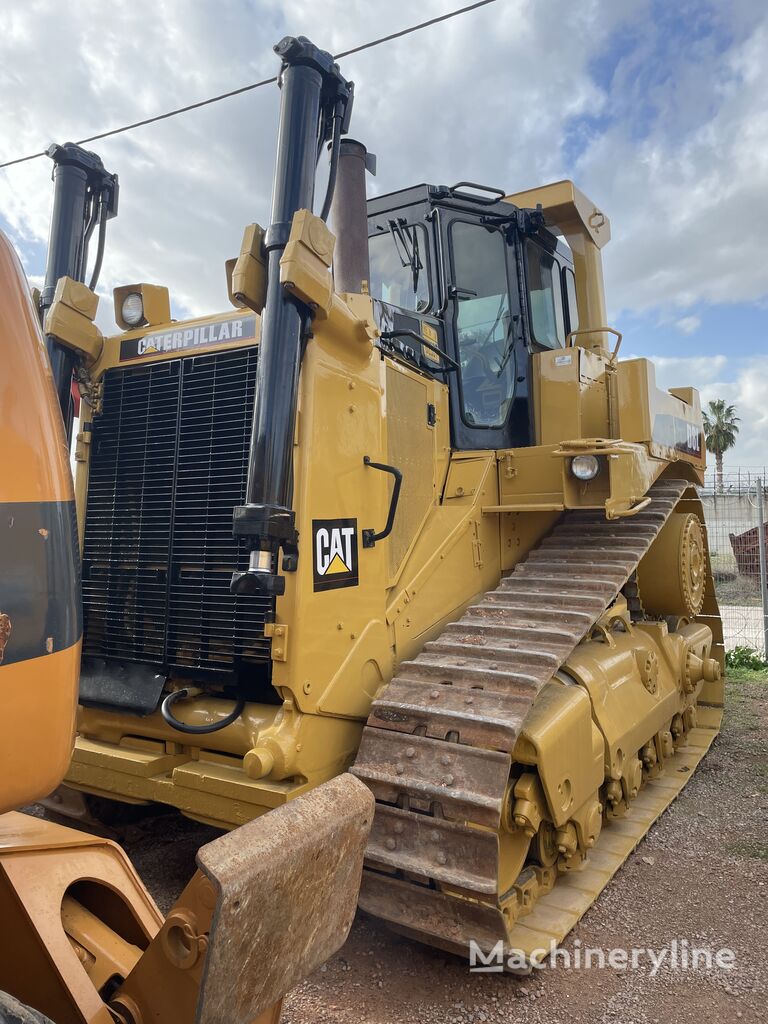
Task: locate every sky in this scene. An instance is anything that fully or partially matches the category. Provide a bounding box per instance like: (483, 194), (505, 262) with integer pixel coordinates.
(0, 0), (765, 466)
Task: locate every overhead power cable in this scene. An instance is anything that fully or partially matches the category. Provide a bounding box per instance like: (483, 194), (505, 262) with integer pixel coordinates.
(0, 0), (498, 170)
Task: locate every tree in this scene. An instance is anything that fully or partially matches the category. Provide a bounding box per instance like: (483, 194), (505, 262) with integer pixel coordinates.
(703, 399), (739, 492)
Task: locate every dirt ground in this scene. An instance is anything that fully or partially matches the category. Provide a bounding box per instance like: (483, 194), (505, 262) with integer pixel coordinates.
(35, 678), (768, 1024)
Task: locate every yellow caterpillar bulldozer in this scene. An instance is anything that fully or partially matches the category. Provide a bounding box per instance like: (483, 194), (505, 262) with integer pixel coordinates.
(35, 34), (723, 966)
(0, 140), (373, 1024)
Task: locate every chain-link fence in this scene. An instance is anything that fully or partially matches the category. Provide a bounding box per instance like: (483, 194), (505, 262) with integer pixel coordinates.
(700, 467), (768, 657)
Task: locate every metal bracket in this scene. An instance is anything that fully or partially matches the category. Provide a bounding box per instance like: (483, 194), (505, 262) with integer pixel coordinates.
(606, 496), (652, 520)
(263, 621), (289, 661)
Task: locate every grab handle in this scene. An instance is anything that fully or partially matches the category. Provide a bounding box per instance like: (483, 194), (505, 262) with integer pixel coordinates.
(362, 456), (403, 548)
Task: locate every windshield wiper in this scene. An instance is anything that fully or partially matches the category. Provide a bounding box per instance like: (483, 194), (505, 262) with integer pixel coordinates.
(411, 224), (421, 295)
(496, 314), (520, 377)
(388, 217), (423, 295)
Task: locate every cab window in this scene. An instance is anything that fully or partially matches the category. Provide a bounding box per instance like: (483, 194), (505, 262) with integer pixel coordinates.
(451, 220), (516, 428)
(368, 220), (430, 312)
(563, 266), (579, 334)
(526, 240), (565, 348)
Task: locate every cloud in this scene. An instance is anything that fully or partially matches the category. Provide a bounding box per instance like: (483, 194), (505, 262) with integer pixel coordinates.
(0, 0), (286, 321)
(675, 315), (701, 335)
(1, 0), (765, 496)
(577, 9), (768, 317)
(696, 357), (768, 468)
(0, 0), (662, 325)
(645, 353), (728, 389)
(0, 0), (766, 363)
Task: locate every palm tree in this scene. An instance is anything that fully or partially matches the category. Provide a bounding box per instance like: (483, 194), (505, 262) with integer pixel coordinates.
(703, 399), (739, 492)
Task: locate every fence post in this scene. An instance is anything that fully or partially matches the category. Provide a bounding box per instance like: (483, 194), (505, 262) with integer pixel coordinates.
(756, 478), (768, 658)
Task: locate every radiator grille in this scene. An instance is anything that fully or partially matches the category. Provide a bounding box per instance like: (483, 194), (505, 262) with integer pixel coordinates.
(82, 347), (272, 687)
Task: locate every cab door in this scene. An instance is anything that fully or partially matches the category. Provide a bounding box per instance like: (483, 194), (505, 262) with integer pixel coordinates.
(441, 214), (529, 451)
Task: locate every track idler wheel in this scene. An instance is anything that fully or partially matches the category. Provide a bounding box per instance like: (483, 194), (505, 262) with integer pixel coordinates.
(636, 511), (706, 618)
(532, 820), (558, 868)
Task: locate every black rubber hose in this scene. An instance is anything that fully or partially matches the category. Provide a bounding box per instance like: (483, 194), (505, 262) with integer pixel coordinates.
(319, 108), (342, 222)
(88, 199), (108, 291)
(160, 688), (245, 734)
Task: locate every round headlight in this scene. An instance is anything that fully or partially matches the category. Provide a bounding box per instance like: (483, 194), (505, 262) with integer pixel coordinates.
(121, 292), (145, 327)
(571, 454), (600, 481)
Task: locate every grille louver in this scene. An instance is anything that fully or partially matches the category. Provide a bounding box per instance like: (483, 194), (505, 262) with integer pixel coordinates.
(82, 347), (273, 692)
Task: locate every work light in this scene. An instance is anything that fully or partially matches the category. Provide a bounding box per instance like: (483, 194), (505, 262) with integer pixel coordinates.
(121, 291), (145, 327)
(571, 454), (600, 481)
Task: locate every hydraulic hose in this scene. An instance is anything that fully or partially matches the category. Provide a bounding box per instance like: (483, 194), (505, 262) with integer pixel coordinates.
(319, 105), (343, 222)
(160, 688), (245, 734)
(88, 198), (109, 290)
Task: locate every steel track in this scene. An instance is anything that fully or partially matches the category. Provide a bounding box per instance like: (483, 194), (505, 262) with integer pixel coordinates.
(352, 477), (705, 956)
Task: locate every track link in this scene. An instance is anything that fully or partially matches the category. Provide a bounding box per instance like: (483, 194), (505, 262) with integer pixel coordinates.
(352, 478), (708, 958)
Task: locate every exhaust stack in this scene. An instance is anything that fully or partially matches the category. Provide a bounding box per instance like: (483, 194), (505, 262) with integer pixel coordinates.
(330, 139), (376, 295)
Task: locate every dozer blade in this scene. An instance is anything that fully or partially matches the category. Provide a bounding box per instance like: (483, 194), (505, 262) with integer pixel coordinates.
(196, 772), (373, 1024)
(112, 773), (373, 1024)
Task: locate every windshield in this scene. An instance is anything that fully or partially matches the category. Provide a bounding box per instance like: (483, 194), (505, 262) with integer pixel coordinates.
(451, 220), (516, 428)
(369, 220), (430, 312)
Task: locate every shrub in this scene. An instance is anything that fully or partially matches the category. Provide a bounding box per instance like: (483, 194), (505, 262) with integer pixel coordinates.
(725, 645), (768, 671)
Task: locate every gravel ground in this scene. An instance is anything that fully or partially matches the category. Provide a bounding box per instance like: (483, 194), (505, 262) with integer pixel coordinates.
(32, 678), (768, 1024)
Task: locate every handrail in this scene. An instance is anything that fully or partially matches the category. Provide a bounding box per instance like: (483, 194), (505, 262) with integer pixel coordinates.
(565, 325), (623, 360)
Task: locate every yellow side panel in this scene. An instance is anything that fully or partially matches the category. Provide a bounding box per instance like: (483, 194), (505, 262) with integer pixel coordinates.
(617, 358), (706, 471)
(385, 364), (436, 579)
(533, 347), (609, 445)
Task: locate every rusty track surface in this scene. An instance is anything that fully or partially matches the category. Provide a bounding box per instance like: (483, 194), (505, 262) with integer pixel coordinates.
(352, 478), (694, 956)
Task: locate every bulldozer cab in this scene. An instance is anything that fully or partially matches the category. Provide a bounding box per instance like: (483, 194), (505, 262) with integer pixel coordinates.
(367, 183), (578, 451)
